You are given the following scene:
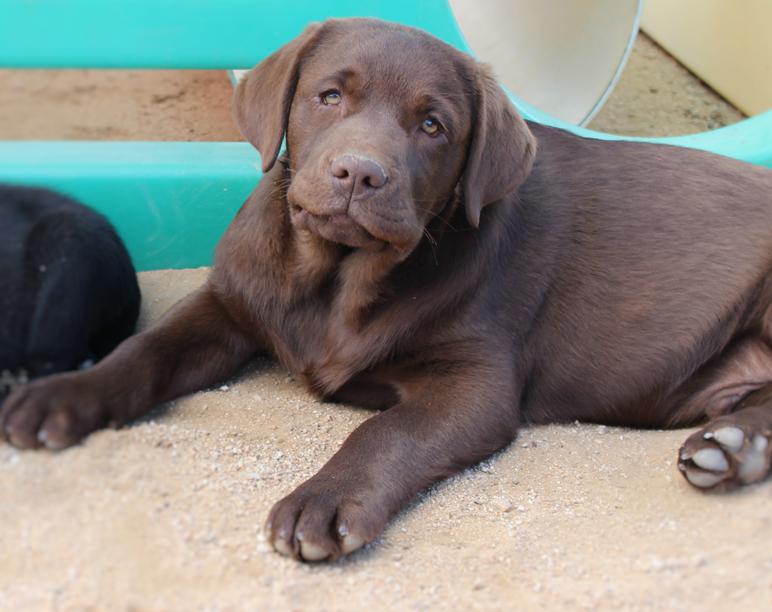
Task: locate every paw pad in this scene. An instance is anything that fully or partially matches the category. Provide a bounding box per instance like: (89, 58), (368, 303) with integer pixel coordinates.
(679, 418), (771, 490)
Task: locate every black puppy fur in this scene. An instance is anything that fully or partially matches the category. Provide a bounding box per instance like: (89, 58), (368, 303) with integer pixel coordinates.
(0, 185), (140, 400)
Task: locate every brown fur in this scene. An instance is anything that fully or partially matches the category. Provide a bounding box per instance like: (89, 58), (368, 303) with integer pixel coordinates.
(3, 19), (771, 562)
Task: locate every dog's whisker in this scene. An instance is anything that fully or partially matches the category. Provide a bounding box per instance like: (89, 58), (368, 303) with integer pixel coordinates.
(422, 227), (440, 265)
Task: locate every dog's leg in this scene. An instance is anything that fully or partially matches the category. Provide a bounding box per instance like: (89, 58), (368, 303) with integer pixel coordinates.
(663, 336), (772, 427)
(267, 360), (519, 562)
(1, 288), (257, 450)
(663, 322), (772, 490)
(678, 385), (772, 490)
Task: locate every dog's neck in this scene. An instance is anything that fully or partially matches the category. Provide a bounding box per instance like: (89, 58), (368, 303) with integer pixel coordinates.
(289, 229), (400, 326)
(261, 182), (502, 394)
(287, 184), (474, 323)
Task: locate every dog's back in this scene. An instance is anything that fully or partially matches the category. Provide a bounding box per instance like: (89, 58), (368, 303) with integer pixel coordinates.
(514, 125), (772, 426)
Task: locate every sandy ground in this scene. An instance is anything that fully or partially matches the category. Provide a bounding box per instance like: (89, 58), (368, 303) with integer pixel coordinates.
(0, 34), (744, 141)
(1, 268), (770, 611)
(0, 70), (241, 141)
(0, 33), (769, 612)
(588, 34), (744, 135)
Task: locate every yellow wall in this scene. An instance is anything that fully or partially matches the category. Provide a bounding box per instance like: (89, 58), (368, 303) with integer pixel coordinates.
(642, 0), (772, 116)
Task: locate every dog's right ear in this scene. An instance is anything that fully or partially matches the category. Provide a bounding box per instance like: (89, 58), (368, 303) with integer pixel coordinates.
(462, 63), (537, 228)
(233, 23), (324, 172)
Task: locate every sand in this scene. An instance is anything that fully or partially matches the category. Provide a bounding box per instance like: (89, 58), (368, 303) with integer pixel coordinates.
(588, 34), (744, 136)
(1, 33), (769, 612)
(0, 69), (241, 142)
(0, 35), (744, 142)
(2, 267), (770, 611)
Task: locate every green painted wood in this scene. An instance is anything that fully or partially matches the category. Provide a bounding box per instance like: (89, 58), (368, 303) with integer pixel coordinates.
(1, 0), (769, 270)
(517, 101), (772, 170)
(2, 108), (768, 273)
(0, 142), (261, 271)
(0, 0), (468, 69)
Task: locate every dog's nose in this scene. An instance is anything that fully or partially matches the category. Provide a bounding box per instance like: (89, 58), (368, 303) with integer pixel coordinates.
(331, 155), (387, 198)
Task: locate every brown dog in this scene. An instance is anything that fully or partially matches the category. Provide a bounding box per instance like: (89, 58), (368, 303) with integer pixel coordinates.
(2, 19), (771, 562)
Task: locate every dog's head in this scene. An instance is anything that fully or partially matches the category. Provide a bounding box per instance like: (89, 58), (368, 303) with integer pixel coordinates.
(234, 19), (536, 257)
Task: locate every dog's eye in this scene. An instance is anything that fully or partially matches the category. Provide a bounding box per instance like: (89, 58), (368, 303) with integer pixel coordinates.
(421, 117), (441, 136)
(321, 90), (342, 106)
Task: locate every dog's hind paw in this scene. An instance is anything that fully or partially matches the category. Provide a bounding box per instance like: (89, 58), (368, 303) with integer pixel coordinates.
(678, 406), (771, 490)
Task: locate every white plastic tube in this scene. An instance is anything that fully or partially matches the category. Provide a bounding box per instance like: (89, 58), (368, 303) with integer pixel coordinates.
(449, 0), (643, 125)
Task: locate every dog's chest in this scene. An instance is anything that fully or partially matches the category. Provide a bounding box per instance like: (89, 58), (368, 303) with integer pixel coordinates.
(226, 225), (408, 397)
(272, 251), (405, 395)
(262, 295), (376, 398)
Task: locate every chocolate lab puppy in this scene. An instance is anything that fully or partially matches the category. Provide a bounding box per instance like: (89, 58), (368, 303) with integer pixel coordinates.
(2, 19), (770, 561)
(0, 185), (140, 404)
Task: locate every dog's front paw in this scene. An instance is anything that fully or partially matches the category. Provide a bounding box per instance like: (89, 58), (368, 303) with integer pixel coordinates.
(678, 406), (771, 490)
(0, 374), (110, 450)
(266, 475), (389, 562)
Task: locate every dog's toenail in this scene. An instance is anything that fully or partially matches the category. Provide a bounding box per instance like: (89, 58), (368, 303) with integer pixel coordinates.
(337, 523), (349, 537)
(300, 541), (328, 561)
(274, 538), (294, 557)
(37, 430), (48, 443)
(692, 448), (729, 472)
(711, 426), (744, 453)
(42, 436), (68, 451)
(341, 533), (365, 554)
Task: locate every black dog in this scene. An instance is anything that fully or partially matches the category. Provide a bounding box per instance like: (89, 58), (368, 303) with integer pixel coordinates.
(0, 185), (140, 402)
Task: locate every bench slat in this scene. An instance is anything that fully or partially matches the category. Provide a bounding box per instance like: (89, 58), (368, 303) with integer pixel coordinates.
(0, 141), (261, 271)
(0, 0), (465, 68)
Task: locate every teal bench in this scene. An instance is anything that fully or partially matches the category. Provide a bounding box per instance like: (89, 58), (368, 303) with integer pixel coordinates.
(1, 0), (770, 270)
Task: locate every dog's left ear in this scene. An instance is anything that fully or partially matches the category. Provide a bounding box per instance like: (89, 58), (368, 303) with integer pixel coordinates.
(463, 64), (537, 228)
(233, 23), (324, 172)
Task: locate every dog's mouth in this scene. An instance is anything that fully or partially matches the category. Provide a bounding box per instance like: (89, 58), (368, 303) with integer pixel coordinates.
(289, 202), (390, 252)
